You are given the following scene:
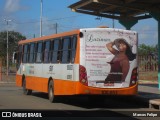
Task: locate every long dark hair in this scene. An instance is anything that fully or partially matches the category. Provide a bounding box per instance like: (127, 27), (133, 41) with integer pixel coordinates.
(115, 38), (136, 61)
(125, 42), (136, 61)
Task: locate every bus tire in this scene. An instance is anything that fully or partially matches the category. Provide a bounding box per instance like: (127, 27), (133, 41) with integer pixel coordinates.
(48, 80), (55, 103)
(22, 78), (32, 95)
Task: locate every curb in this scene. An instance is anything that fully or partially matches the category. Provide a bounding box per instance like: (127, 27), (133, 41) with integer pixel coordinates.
(138, 80), (158, 84)
(0, 81), (16, 86)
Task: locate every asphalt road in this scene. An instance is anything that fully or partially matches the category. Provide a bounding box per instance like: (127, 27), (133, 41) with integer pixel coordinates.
(0, 86), (159, 119)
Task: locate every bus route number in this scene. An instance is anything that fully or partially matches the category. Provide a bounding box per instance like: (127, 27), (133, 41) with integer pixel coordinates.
(102, 90), (117, 95)
(49, 66), (53, 72)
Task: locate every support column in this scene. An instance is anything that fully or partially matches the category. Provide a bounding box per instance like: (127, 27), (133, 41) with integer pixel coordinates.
(119, 19), (138, 30)
(0, 58), (2, 81)
(151, 13), (160, 89)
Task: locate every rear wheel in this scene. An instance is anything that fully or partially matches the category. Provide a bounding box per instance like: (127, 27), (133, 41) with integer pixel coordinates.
(22, 78), (32, 95)
(48, 80), (55, 103)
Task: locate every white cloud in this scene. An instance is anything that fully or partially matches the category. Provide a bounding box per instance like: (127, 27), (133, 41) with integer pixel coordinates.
(4, 0), (20, 13)
(137, 25), (151, 42)
(153, 32), (158, 40)
(141, 25), (150, 31)
(135, 25), (158, 45)
(4, 0), (29, 14)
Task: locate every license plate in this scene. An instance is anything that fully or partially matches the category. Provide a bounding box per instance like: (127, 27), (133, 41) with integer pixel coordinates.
(102, 90), (117, 95)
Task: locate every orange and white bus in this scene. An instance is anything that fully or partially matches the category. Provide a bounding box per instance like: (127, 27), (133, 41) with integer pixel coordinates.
(15, 28), (138, 102)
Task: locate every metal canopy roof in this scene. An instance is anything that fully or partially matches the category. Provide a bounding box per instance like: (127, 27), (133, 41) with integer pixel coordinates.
(69, 0), (160, 20)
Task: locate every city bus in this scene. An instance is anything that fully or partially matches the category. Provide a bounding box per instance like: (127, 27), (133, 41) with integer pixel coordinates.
(15, 28), (138, 102)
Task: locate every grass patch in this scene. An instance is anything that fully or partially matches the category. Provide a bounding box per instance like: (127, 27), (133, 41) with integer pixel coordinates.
(139, 71), (158, 80)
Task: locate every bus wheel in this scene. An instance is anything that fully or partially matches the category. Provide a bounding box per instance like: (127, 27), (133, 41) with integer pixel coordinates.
(48, 80), (55, 103)
(22, 78), (32, 95)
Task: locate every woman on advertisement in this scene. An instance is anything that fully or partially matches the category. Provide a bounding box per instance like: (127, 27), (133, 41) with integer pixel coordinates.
(105, 38), (136, 83)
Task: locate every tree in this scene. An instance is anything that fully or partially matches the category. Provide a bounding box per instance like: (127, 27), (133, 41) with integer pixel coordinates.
(0, 31), (26, 65)
(138, 44), (158, 56)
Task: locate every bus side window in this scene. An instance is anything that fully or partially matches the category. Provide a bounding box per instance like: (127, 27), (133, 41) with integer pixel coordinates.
(52, 39), (60, 63)
(27, 44), (30, 62)
(43, 40), (51, 63)
(34, 43), (37, 63)
(61, 37), (71, 63)
(22, 44), (29, 63)
(29, 43), (35, 63)
(58, 39), (63, 63)
(71, 36), (77, 63)
(36, 42), (43, 63)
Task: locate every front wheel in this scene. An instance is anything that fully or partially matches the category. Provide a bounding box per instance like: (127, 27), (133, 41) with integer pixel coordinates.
(22, 78), (32, 95)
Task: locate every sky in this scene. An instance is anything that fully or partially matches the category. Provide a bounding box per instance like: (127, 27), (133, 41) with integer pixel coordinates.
(0, 0), (158, 46)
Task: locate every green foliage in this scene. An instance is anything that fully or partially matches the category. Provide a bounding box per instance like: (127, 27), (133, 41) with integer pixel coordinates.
(0, 31), (26, 59)
(138, 44), (158, 56)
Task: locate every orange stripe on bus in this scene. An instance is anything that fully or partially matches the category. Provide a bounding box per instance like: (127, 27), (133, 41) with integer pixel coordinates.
(16, 75), (138, 96)
(54, 79), (77, 95)
(16, 75), (78, 95)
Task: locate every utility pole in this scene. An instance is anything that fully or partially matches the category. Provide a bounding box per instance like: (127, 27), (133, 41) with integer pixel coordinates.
(112, 19), (115, 28)
(55, 23), (58, 34)
(112, 14), (115, 28)
(40, 0), (43, 37)
(4, 19), (12, 76)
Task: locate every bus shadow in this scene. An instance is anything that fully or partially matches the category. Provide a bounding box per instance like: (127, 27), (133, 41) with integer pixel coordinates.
(31, 92), (48, 99)
(31, 92), (149, 109)
(58, 95), (149, 109)
(21, 92), (140, 118)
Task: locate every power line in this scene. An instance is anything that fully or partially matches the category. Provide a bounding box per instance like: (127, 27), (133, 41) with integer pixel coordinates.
(9, 15), (82, 25)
